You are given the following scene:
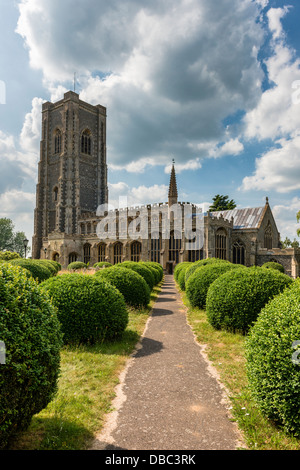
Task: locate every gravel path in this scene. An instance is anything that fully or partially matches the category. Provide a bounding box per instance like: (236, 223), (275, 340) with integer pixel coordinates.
(91, 275), (244, 451)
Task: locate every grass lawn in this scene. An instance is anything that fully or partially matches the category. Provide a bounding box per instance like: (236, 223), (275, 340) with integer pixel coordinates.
(181, 289), (300, 450)
(8, 282), (162, 450)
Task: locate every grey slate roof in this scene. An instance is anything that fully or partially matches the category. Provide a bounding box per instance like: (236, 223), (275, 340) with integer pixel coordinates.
(211, 207), (264, 229)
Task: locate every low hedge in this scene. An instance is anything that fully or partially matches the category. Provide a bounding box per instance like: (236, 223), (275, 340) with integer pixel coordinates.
(206, 266), (293, 334)
(117, 262), (155, 290)
(185, 258), (230, 284)
(95, 265), (150, 308)
(262, 261), (285, 273)
(94, 262), (112, 269)
(8, 259), (52, 283)
(177, 263), (192, 291)
(245, 279), (300, 436)
(67, 261), (87, 271)
(39, 274), (128, 345)
(143, 262), (163, 283)
(0, 263), (62, 449)
(186, 262), (245, 309)
(0, 251), (21, 261)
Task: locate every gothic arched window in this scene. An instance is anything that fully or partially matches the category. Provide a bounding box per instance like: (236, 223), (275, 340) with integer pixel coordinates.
(131, 241), (141, 262)
(215, 228), (227, 260)
(98, 243), (106, 263)
(114, 242), (123, 265)
(169, 231), (181, 264)
(68, 252), (78, 264)
(264, 223), (273, 250)
(81, 129), (92, 155)
(151, 233), (161, 263)
(54, 129), (62, 154)
(233, 240), (245, 265)
(83, 243), (91, 264)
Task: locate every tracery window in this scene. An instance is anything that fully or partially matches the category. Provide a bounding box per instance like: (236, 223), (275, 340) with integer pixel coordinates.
(264, 223), (273, 250)
(215, 228), (227, 260)
(114, 242), (123, 265)
(169, 231), (181, 264)
(81, 129), (92, 155)
(98, 243), (106, 263)
(68, 252), (78, 264)
(151, 234), (161, 263)
(83, 243), (91, 264)
(131, 241), (141, 262)
(54, 129), (62, 154)
(233, 240), (245, 265)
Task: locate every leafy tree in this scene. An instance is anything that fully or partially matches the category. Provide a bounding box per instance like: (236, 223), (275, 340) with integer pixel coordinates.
(209, 195), (237, 212)
(0, 218), (30, 257)
(281, 236), (299, 249)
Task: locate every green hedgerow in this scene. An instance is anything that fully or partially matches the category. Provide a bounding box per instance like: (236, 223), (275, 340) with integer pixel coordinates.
(39, 274), (128, 345)
(94, 262), (112, 269)
(8, 259), (52, 283)
(95, 265), (150, 308)
(184, 258), (231, 284)
(142, 262), (163, 283)
(206, 266), (293, 334)
(0, 251), (21, 261)
(174, 262), (192, 282)
(117, 262), (155, 290)
(67, 261), (87, 271)
(177, 263), (193, 291)
(245, 279), (300, 436)
(262, 261), (285, 273)
(0, 264), (62, 449)
(186, 262), (245, 309)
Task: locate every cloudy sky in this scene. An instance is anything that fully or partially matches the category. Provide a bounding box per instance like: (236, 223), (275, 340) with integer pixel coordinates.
(0, 0), (300, 246)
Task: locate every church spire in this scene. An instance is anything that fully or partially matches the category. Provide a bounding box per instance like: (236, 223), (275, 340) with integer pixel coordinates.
(168, 159), (178, 207)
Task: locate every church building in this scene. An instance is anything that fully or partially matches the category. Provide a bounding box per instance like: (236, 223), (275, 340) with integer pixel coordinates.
(32, 91), (300, 278)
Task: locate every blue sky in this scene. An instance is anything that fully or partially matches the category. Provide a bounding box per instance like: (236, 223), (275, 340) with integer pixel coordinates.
(0, 0), (299, 246)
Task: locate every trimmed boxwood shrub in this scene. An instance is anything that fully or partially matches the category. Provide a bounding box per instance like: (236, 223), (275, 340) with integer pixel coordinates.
(8, 259), (52, 283)
(94, 262), (112, 269)
(33, 260), (57, 276)
(0, 251), (21, 261)
(245, 279), (300, 435)
(67, 261), (87, 271)
(174, 262), (192, 282)
(177, 263), (192, 291)
(206, 266), (293, 334)
(185, 258), (230, 284)
(39, 274), (128, 345)
(186, 262), (245, 309)
(262, 261), (285, 273)
(139, 262), (161, 285)
(117, 262), (155, 290)
(95, 265), (150, 308)
(142, 262), (163, 283)
(0, 263), (63, 449)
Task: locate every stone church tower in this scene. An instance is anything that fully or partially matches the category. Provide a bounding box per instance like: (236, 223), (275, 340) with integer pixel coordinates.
(32, 91), (108, 259)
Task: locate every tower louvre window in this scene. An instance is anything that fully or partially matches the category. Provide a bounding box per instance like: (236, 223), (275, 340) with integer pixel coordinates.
(81, 129), (92, 155)
(54, 129), (62, 154)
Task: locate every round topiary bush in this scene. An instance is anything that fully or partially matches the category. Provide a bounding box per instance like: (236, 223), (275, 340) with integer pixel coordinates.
(8, 259), (52, 283)
(143, 262), (163, 283)
(206, 266), (293, 334)
(67, 261), (87, 271)
(174, 262), (190, 282)
(177, 263), (192, 291)
(34, 260), (57, 276)
(39, 274), (128, 345)
(186, 262), (244, 309)
(117, 262), (155, 290)
(95, 265), (150, 308)
(262, 261), (285, 273)
(140, 262), (161, 285)
(94, 262), (112, 269)
(0, 263), (63, 449)
(245, 279), (300, 435)
(185, 258), (231, 284)
(0, 251), (21, 261)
